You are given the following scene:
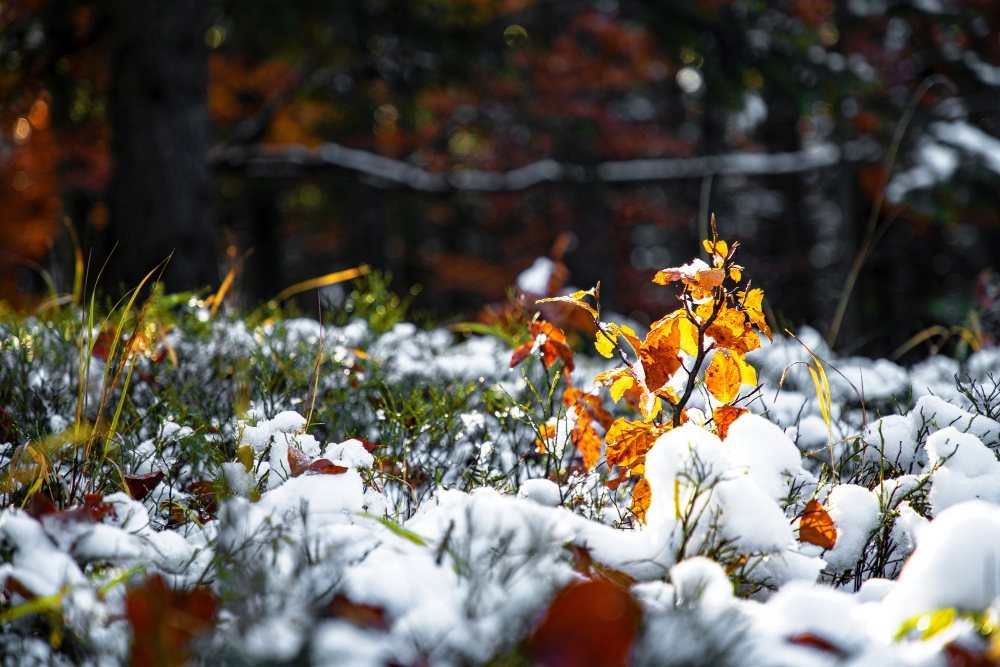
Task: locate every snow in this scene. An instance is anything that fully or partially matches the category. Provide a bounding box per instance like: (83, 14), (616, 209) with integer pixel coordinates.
(882, 501), (1000, 623)
(863, 415), (924, 472)
(822, 484), (881, 573)
(4, 317), (1000, 666)
(724, 414), (813, 501)
(516, 257), (556, 295)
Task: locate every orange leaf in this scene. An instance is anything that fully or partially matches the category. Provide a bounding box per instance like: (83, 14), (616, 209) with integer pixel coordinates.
(563, 387), (614, 430)
(510, 341), (535, 368)
(630, 477), (651, 523)
(639, 322), (683, 393)
(712, 406), (747, 440)
(604, 418), (668, 471)
(705, 350), (741, 403)
(799, 499), (837, 550)
(570, 417), (603, 471)
(528, 578), (642, 667)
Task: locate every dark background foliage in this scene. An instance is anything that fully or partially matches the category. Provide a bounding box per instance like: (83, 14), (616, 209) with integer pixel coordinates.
(2, 0), (999, 356)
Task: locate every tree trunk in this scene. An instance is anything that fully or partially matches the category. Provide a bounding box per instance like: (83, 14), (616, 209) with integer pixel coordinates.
(107, 0), (216, 293)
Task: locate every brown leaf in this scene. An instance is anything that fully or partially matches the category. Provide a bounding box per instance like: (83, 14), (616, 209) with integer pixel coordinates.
(323, 594), (389, 631)
(799, 499), (837, 550)
(124, 471), (164, 501)
(287, 445), (312, 477)
(126, 574), (218, 667)
(712, 406), (748, 441)
(528, 578), (643, 667)
(943, 642), (998, 667)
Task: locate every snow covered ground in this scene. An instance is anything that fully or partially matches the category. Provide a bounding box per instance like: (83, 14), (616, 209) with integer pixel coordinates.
(1, 311), (999, 666)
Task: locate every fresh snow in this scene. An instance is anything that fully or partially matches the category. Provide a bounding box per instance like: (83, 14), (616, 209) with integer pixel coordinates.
(2, 317), (999, 665)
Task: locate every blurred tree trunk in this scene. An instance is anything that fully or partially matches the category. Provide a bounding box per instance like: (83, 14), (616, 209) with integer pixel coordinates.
(107, 0), (216, 293)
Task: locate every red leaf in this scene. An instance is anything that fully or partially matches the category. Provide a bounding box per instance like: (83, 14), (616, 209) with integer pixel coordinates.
(528, 578), (642, 667)
(303, 459), (349, 476)
(943, 642), (997, 667)
(187, 481), (218, 518)
(788, 632), (846, 656)
(26, 493), (58, 519)
(287, 446), (311, 477)
(355, 437), (381, 452)
(124, 471), (164, 501)
(126, 574), (218, 667)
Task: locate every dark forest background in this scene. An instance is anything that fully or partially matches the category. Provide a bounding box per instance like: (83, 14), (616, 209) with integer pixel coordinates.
(2, 0), (1000, 357)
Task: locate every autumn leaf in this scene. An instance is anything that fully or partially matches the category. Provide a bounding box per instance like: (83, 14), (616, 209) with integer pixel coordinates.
(510, 319), (575, 375)
(571, 417), (603, 471)
(653, 259), (725, 296)
(705, 305), (759, 355)
(630, 477), (651, 523)
(302, 459), (349, 475)
(537, 288), (599, 320)
(740, 288), (772, 341)
(712, 406), (747, 440)
(609, 375), (634, 403)
(799, 499), (837, 550)
(705, 350), (741, 403)
(563, 387), (614, 430)
(604, 418), (668, 472)
(126, 574), (218, 667)
(123, 471), (165, 501)
(528, 578), (643, 667)
(322, 594), (389, 630)
(787, 632), (846, 657)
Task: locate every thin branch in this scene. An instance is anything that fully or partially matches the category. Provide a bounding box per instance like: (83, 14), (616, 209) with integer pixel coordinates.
(210, 140), (871, 191)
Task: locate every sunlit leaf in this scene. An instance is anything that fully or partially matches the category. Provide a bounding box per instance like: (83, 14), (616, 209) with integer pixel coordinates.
(705, 350), (740, 403)
(712, 406), (747, 440)
(799, 499), (837, 550)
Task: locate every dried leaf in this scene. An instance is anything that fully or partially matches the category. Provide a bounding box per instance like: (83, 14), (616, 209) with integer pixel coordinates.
(705, 350), (741, 403)
(123, 471), (164, 501)
(302, 459), (349, 476)
(126, 574), (218, 667)
(712, 406), (747, 440)
(787, 632), (846, 656)
(799, 499), (837, 550)
(528, 578), (642, 667)
(323, 594), (389, 630)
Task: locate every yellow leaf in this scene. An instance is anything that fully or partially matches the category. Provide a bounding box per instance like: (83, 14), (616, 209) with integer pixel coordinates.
(610, 375), (634, 403)
(731, 352), (757, 387)
(705, 350), (740, 403)
(729, 267), (742, 282)
(237, 445), (255, 472)
(595, 327), (617, 358)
